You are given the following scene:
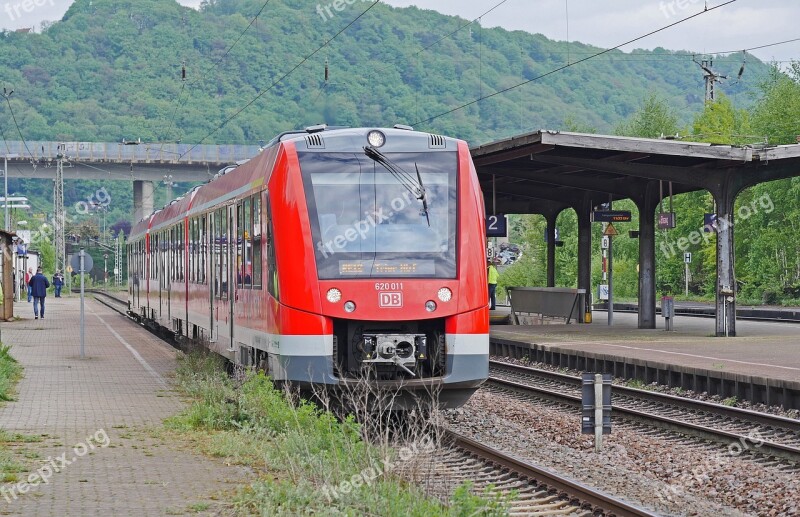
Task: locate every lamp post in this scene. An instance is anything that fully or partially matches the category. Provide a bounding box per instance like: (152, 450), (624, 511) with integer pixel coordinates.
(104, 253), (108, 290)
(3, 153), (20, 231)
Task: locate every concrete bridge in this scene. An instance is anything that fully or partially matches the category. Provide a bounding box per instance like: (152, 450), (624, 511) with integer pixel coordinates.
(2, 140), (261, 220)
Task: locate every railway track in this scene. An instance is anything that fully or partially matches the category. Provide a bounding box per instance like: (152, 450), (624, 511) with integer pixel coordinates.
(592, 306), (800, 324)
(90, 291), (657, 514)
(87, 289), (130, 314)
(433, 430), (658, 516)
(489, 360), (800, 463)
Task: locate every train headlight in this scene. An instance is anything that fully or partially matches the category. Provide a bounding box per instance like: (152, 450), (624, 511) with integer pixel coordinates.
(425, 300), (437, 312)
(437, 287), (452, 302)
(344, 301), (357, 313)
(326, 288), (342, 303)
(367, 130), (385, 147)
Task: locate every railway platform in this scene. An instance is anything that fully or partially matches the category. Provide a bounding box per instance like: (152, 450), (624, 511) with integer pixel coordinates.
(490, 311), (800, 410)
(0, 296), (248, 515)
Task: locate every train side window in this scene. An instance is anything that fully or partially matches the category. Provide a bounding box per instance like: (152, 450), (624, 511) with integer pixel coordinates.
(171, 226), (176, 282)
(243, 197), (252, 288)
(211, 212), (218, 296)
(180, 221), (185, 282)
(252, 194), (262, 289)
(266, 194), (278, 300)
(201, 214), (207, 285)
(236, 202), (244, 288)
(220, 208), (229, 299)
(194, 218), (199, 284)
(188, 217), (197, 284)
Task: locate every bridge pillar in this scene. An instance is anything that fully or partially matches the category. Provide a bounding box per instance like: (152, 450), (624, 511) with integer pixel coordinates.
(636, 183), (659, 329)
(576, 196), (593, 318)
(133, 180), (154, 222)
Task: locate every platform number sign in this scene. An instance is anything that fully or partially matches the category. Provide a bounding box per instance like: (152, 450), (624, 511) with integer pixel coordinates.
(486, 214), (507, 237)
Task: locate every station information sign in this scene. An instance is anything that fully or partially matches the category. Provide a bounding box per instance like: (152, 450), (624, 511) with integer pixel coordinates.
(593, 210), (632, 223)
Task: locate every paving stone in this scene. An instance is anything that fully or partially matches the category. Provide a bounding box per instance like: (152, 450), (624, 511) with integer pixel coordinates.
(0, 296), (249, 515)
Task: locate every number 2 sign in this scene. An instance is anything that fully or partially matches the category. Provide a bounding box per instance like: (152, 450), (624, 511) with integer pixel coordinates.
(486, 214), (507, 237)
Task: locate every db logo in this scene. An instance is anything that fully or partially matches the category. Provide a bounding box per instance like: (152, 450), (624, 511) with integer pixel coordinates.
(379, 292), (403, 308)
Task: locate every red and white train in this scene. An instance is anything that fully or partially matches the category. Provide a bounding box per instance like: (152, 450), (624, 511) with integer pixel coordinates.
(128, 126), (488, 407)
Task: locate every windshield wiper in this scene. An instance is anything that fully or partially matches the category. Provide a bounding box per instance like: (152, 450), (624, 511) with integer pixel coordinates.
(364, 146), (430, 226)
(415, 163), (430, 227)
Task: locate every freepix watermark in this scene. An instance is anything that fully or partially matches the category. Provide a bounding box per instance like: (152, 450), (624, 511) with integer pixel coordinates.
(3, 0), (55, 22)
(658, 0), (704, 18)
(316, 190), (417, 259)
(659, 193), (774, 259)
(656, 427), (764, 504)
(316, 0), (372, 22)
(0, 429), (111, 503)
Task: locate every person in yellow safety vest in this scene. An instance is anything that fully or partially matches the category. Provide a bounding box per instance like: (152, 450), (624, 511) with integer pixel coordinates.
(487, 259), (499, 310)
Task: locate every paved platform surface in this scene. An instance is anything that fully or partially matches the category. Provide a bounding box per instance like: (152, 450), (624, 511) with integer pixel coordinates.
(492, 311), (800, 384)
(0, 297), (249, 515)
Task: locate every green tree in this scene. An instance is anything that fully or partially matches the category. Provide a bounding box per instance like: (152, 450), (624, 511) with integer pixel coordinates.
(38, 237), (55, 276)
(692, 93), (752, 145)
(614, 94), (681, 138)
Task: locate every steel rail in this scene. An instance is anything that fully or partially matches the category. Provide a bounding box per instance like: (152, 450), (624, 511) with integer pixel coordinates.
(446, 429), (659, 517)
(489, 362), (800, 462)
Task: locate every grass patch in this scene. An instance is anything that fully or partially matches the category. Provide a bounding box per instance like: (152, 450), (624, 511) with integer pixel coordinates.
(0, 428), (42, 485)
(0, 344), (22, 402)
(168, 351), (509, 515)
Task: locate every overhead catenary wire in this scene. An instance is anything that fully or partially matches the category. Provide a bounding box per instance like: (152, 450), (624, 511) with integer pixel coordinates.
(154, 0), (274, 151)
(413, 0), (739, 126)
(178, 1), (380, 160)
(2, 89), (35, 163)
(362, 0), (512, 83)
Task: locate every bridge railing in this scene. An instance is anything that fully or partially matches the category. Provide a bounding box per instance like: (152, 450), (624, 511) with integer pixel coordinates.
(4, 141), (260, 165)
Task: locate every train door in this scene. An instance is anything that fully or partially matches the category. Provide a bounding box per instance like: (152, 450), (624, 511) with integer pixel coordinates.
(228, 204), (236, 350)
(209, 211), (216, 341)
(167, 226), (173, 322)
(211, 207), (232, 347)
(155, 232), (162, 319)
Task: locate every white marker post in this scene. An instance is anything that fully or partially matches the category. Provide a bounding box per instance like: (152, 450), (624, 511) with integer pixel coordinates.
(594, 373), (603, 452)
(71, 249), (93, 359)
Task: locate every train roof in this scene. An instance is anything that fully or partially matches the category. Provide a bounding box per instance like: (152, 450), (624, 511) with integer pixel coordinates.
(129, 210), (157, 241)
(277, 125), (462, 154)
(149, 189), (198, 233)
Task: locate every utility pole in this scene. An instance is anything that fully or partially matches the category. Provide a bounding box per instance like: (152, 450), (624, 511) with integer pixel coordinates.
(115, 233), (121, 289)
(54, 144), (66, 279)
(695, 58), (726, 102)
(163, 174), (174, 203)
(3, 154), (20, 231)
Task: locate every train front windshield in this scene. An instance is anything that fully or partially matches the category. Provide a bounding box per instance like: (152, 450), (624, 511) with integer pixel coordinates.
(299, 151), (457, 279)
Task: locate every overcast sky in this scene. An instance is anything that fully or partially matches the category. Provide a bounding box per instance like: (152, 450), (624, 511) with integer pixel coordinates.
(3, 0), (798, 63)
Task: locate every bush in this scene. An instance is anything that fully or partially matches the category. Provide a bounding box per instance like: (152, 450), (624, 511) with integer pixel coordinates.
(168, 352), (511, 515)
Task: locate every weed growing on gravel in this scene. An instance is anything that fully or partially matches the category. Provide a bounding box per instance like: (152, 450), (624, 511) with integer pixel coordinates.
(626, 379), (646, 390)
(168, 352), (508, 516)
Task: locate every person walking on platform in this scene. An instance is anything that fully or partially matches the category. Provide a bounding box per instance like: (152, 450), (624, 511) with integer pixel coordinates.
(487, 259), (499, 310)
(53, 270), (64, 298)
(28, 267), (50, 320)
(25, 268), (33, 302)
